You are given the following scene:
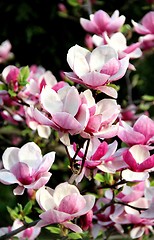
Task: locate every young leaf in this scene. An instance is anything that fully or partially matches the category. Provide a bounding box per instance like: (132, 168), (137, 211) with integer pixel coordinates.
(19, 66), (30, 86)
(68, 232), (82, 239)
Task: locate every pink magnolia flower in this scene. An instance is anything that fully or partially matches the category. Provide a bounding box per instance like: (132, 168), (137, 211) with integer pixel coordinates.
(25, 106), (51, 139)
(132, 11), (154, 49)
(0, 219), (41, 240)
(80, 10), (125, 36)
(0, 40), (14, 64)
(11, 219), (41, 240)
(118, 114), (154, 146)
(132, 11), (154, 35)
(80, 94), (120, 139)
(31, 85), (90, 145)
(2, 65), (20, 92)
(67, 138), (122, 183)
(93, 32), (142, 70)
(122, 145), (154, 181)
(19, 65), (68, 106)
(65, 44), (129, 98)
(123, 145), (154, 172)
(110, 196), (154, 239)
(36, 182), (95, 232)
(0, 142), (55, 195)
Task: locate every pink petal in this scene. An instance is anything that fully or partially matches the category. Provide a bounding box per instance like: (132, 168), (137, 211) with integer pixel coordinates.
(134, 115), (154, 144)
(63, 87), (81, 116)
(67, 45), (90, 77)
(36, 186), (55, 211)
(37, 209), (71, 227)
(38, 152), (55, 172)
(81, 71), (109, 87)
(0, 170), (18, 184)
(93, 10), (110, 32)
(132, 20), (151, 34)
(107, 15), (126, 33)
(138, 155), (154, 171)
(41, 86), (63, 114)
(91, 141), (108, 160)
(72, 195), (95, 218)
(123, 149), (138, 171)
(13, 186), (25, 195)
(58, 193), (86, 214)
(80, 18), (98, 34)
(63, 222), (83, 233)
(52, 112), (82, 134)
(97, 85), (118, 98)
(108, 56), (129, 81)
(30, 172), (52, 189)
(2, 147), (19, 170)
(53, 182), (80, 206)
(141, 11), (154, 33)
(89, 46), (117, 72)
(101, 58), (120, 75)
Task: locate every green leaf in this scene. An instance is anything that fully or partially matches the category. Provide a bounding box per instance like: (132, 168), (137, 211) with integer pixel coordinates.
(23, 201), (33, 215)
(19, 66), (30, 86)
(94, 173), (105, 182)
(142, 95), (154, 101)
(24, 216), (33, 223)
(45, 226), (61, 234)
(7, 206), (19, 219)
(8, 89), (17, 97)
(68, 232), (82, 239)
(67, 0), (80, 7)
(0, 83), (7, 91)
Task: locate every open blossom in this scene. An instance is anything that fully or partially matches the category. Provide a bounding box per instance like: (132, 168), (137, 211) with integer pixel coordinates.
(36, 182), (95, 232)
(65, 44), (129, 98)
(12, 219), (41, 240)
(80, 90), (120, 138)
(122, 145), (154, 181)
(132, 11), (154, 49)
(31, 85), (90, 145)
(80, 10), (125, 36)
(0, 40), (14, 64)
(118, 114), (154, 146)
(92, 32), (142, 70)
(25, 106), (51, 139)
(0, 219), (41, 240)
(19, 65), (68, 106)
(67, 137), (124, 183)
(0, 142), (55, 195)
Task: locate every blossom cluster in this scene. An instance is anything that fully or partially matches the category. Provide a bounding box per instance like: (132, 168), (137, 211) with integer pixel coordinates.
(0, 4), (154, 240)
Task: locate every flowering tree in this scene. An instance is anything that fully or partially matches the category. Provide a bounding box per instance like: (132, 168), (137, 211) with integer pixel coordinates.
(0, 1), (154, 239)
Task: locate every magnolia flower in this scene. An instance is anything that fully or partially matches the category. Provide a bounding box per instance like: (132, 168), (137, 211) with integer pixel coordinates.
(0, 40), (14, 63)
(122, 145), (154, 181)
(80, 9), (125, 36)
(118, 115), (154, 146)
(31, 85), (90, 145)
(25, 106), (51, 139)
(65, 44), (129, 98)
(92, 32), (142, 70)
(132, 11), (154, 49)
(67, 138), (121, 183)
(11, 219), (41, 240)
(2, 65), (20, 92)
(0, 142), (55, 195)
(0, 219), (41, 240)
(20, 65), (68, 106)
(36, 182), (95, 232)
(81, 96), (120, 139)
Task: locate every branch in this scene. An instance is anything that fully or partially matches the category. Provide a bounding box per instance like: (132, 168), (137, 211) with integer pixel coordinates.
(0, 220), (40, 240)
